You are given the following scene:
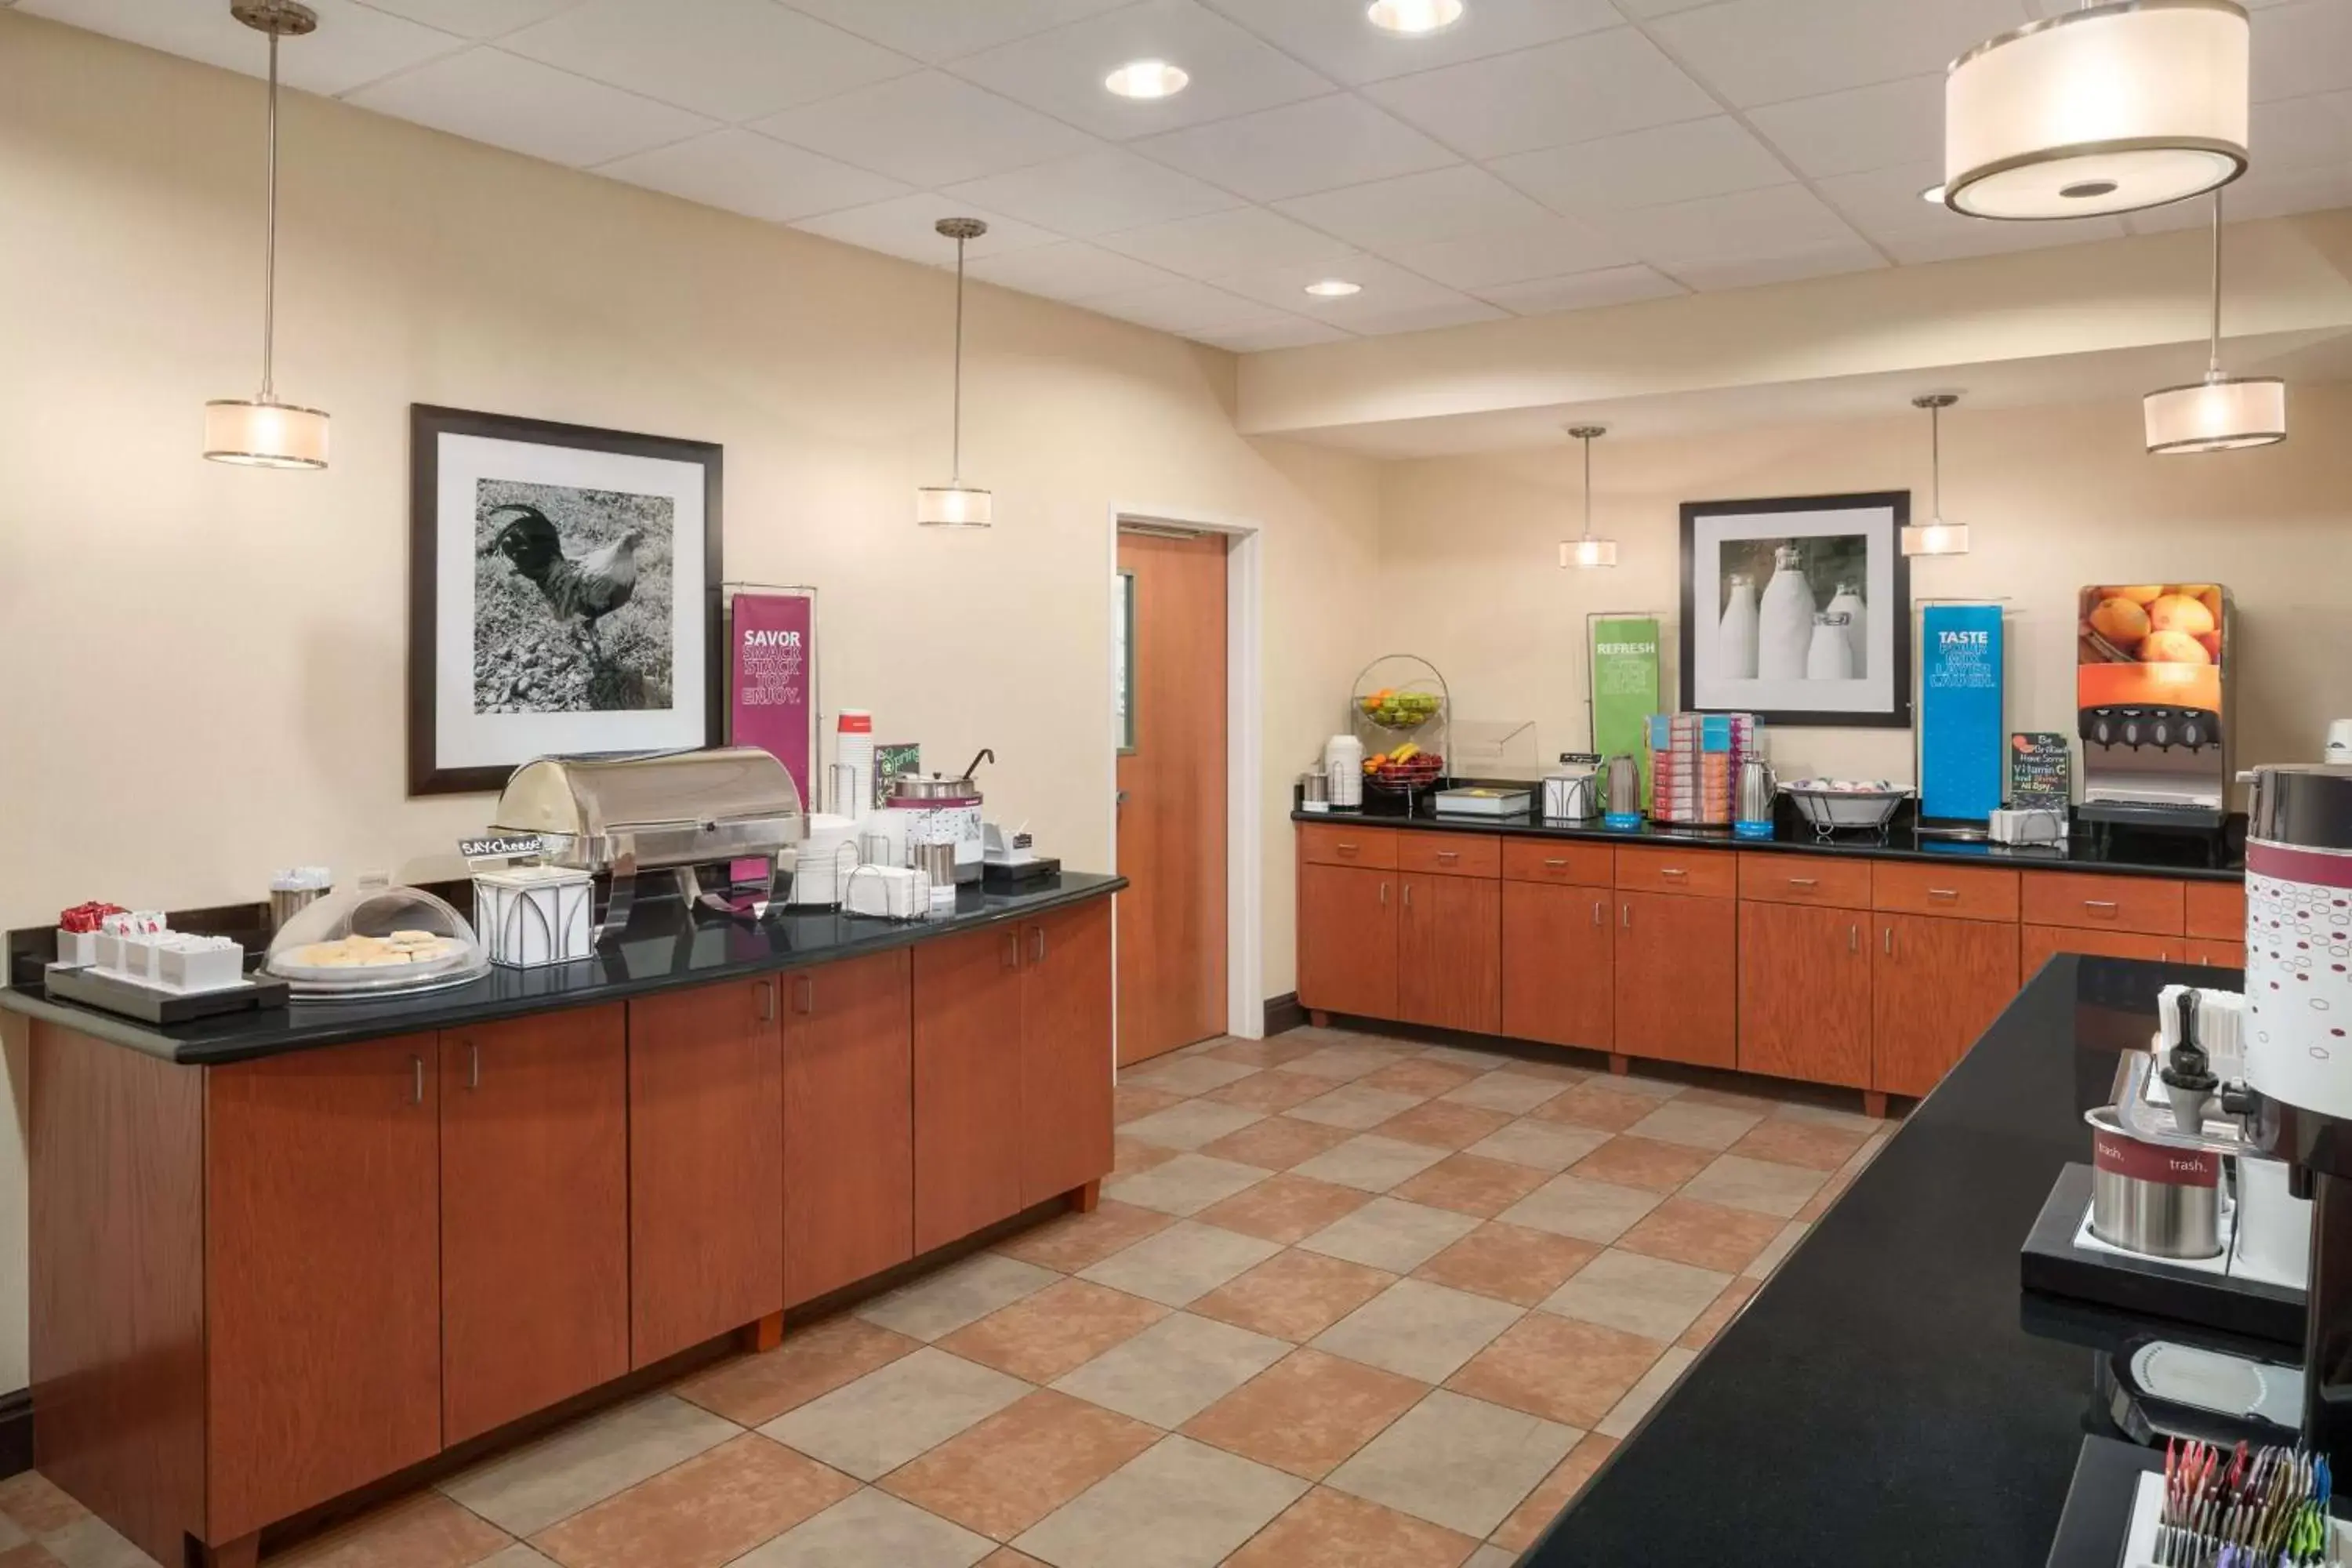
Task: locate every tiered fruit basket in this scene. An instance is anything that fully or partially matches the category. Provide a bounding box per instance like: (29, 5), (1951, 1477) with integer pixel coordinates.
(1350, 654), (1451, 801)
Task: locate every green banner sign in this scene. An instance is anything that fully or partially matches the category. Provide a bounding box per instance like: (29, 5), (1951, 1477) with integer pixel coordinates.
(1590, 617), (1661, 808)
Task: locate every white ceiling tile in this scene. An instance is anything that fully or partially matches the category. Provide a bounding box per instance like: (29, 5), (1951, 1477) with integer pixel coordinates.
(1188, 314), (1354, 350)
(2252, 0), (2352, 101)
(346, 47), (718, 165)
(1878, 216), (2125, 264)
(1131, 94), (1457, 203)
(966, 240), (1185, 299)
(1492, 117), (1795, 216)
(792, 194), (1062, 262)
(594, 129), (909, 222)
(1087, 278), (1282, 332)
(2127, 160), (2352, 232)
(1386, 217), (1637, 289)
(1362, 27), (1720, 157)
(946, 0), (1334, 140)
(499, 0), (915, 122)
(1096, 207), (1356, 280)
(1209, 254), (1485, 322)
(1344, 297), (1512, 334)
(1614, 0), (1730, 13)
(1746, 74), (1941, 179)
(1274, 165), (1553, 249)
(352, 0), (582, 40)
(1477, 263), (1689, 314)
(1599, 182), (1867, 267)
(21, 0), (463, 96)
(943, 148), (1243, 237)
(2251, 91), (2352, 169)
(1201, 0), (1623, 85)
(778, 0), (1134, 64)
(1667, 236), (1887, 290)
(754, 71), (1102, 187)
(1646, 0), (2028, 109)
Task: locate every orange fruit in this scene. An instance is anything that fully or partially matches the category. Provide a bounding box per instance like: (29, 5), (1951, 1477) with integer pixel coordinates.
(2089, 596), (2152, 644)
(2148, 593), (2216, 637)
(2140, 629), (2211, 665)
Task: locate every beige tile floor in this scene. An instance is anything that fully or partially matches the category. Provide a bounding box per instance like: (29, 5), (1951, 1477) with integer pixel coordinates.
(0, 1026), (1890, 1568)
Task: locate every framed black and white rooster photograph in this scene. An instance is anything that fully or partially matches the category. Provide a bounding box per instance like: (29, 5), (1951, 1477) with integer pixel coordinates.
(408, 405), (722, 795)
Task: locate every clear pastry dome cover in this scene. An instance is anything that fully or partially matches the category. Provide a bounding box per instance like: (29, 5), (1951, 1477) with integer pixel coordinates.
(264, 882), (489, 995)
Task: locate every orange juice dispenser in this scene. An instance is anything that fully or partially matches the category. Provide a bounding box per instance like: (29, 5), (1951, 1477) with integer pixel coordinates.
(2076, 583), (2233, 834)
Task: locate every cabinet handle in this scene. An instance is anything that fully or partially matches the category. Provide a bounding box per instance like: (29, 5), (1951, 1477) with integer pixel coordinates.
(1544, 858), (1569, 868)
(1928, 888), (1958, 901)
(1335, 842), (1359, 855)
(1659, 867), (1687, 879)
(1403, 884), (1414, 909)
(756, 980), (775, 1024)
(1004, 929), (1022, 970)
(793, 974), (815, 1015)
(467, 1041), (480, 1091)
(1787, 877), (1818, 888)
(1621, 902), (1632, 928)
(1849, 925), (1859, 953)
(1379, 882), (1388, 906)
(1592, 900), (1605, 926)
(1033, 924), (1048, 964)
(409, 1054), (424, 1107)
(2083, 899), (2119, 915)
(1883, 926), (1895, 957)
(1436, 850), (1460, 862)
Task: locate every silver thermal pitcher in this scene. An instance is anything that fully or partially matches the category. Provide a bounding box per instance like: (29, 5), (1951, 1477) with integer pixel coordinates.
(1602, 754), (1642, 825)
(1735, 760), (1777, 837)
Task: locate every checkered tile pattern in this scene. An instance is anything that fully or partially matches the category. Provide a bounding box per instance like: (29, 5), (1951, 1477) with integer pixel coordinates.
(1, 1027), (1889, 1568)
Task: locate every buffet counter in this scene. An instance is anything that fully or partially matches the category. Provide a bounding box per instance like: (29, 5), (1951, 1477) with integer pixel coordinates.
(9, 875), (1121, 1568)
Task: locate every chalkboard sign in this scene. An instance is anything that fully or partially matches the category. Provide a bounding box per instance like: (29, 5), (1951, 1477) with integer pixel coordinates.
(2009, 733), (2071, 808)
(459, 833), (546, 861)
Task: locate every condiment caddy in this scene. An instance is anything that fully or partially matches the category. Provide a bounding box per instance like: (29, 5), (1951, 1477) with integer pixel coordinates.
(45, 903), (287, 1024)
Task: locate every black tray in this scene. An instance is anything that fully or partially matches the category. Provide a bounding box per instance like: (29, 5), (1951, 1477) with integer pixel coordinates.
(983, 856), (1062, 891)
(2020, 1162), (2303, 1346)
(44, 963), (289, 1024)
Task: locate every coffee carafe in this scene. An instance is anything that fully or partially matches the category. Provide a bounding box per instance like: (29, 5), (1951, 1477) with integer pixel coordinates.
(1734, 759), (1777, 840)
(1602, 754), (1642, 829)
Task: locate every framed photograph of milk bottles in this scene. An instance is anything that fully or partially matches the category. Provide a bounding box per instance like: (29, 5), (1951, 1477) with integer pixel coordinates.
(408, 405), (724, 796)
(1678, 492), (1913, 728)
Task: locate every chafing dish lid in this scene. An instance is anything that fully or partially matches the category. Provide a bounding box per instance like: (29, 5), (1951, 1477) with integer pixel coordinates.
(494, 748), (804, 839)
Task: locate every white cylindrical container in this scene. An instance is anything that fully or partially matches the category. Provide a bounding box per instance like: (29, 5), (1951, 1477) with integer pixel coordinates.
(835, 710), (875, 817)
(1718, 574), (1759, 680)
(1325, 734), (1365, 808)
(2235, 1156), (2314, 1287)
(1756, 546), (1815, 681)
(474, 865), (595, 967)
(1826, 583), (1867, 676)
(1806, 612), (1855, 681)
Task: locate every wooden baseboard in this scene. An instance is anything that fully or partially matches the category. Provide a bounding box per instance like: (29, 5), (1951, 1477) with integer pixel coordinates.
(0, 1388), (32, 1479)
(1261, 993), (1305, 1036)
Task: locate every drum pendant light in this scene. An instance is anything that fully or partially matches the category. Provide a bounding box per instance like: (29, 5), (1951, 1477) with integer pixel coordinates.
(916, 218), (993, 528)
(2144, 191), (2286, 453)
(1901, 394), (1969, 557)
(205, 0), (330, 470)
(1557, 426), (1617, 569)
(1943, 0), (2249, 221)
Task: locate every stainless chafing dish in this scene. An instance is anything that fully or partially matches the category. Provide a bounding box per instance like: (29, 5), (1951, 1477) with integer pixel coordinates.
(491, 748), (805, 941)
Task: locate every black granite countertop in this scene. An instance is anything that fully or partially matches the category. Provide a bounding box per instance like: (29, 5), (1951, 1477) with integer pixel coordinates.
(1293, 803), (2244, 881)
(1524, 952), (2220, 1566)
(1, 873), (1123, 1066)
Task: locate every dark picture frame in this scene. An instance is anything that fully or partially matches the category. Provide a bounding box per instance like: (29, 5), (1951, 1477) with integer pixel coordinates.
(408, 405), (724, 796)
(1678, 491), (1912, 729)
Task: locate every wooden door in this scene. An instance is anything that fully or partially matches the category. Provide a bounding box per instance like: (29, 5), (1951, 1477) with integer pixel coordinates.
(440, 1006), (630, 1446)
(1023, 898), (1117, 1206)
(205, 1036), (441, 1541)
(1739, 902), (1871, 1088)
(2020, 923), (2180, 975)
(1297, 863), (1397, 1020)
(2187, 938), (2247, 969)
(784, 951), (915, 1307)
(1873, 915), (2020, 1097)
(627, 981), (785, 1367)
(913, 923), (1027, 1252)
(1399, 874), (1503, 1034)
(1501, 880), (1613, 1049)
(1613, 892), (1737, 1068)
(1116, 528), (1228, 1065)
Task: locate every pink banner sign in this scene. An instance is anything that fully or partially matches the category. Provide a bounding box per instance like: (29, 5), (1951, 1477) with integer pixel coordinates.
(729, 592), (814, 812)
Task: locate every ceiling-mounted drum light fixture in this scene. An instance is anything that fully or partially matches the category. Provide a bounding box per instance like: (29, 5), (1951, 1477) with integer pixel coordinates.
(1943, 0), (2249, 220)
(1557, 426), (1617, 569)
(1901, 394), (1969, 557)
(917, 218), (993, 528)
(204, 0), (329, 469)
(2144, 189), (2286, 454)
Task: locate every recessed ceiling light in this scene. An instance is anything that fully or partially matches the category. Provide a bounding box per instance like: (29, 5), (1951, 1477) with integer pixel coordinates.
(1105, 59), (1188, 99)
(1367, 0), (1465, 34)
(1919, 183), (1947, 204)
(1303, 279), (1363, 297)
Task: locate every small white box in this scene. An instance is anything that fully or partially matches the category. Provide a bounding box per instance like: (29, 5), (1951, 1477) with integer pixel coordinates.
(118, 932), (164, 981)
(475, 866), (594, 967)
(158, 938), (245, 992)
(56, 929), (98, 969)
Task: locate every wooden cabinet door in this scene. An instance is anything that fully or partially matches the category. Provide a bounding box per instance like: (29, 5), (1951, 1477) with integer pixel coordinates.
(2187, 938), (2246, 969)
(627, 981), (785, 1367)
(1298, 863), (1397, 1020)
(205, 1037), (441, 1541)
(1739, 903), (1871, 1088)
(440, 1006), (629, 1446)
(2020, 923), (2179, 976)
(1872, 916), (2020, 1098)
(913, 924), (1027, 1254)
(1022, 898), (1116, 1207)
(1398, 875), (1503, 1034)
(1613, 892), (1737, 1068)
(1500, 880), (1613, 1050)
(784, 951), (915, 1307)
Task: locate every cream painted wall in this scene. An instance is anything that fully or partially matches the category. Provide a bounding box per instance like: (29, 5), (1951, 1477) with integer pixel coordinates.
(1377, 387), (2352, 786)
(0, 14), (1382, 1388)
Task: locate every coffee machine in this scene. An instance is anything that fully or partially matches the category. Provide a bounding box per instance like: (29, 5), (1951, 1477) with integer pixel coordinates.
(2075, 584), (2234, 838)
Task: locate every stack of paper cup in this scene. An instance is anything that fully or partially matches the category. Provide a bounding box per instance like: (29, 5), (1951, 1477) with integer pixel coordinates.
(835, 710), (874, 815)
(790, 814), (860, 908)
